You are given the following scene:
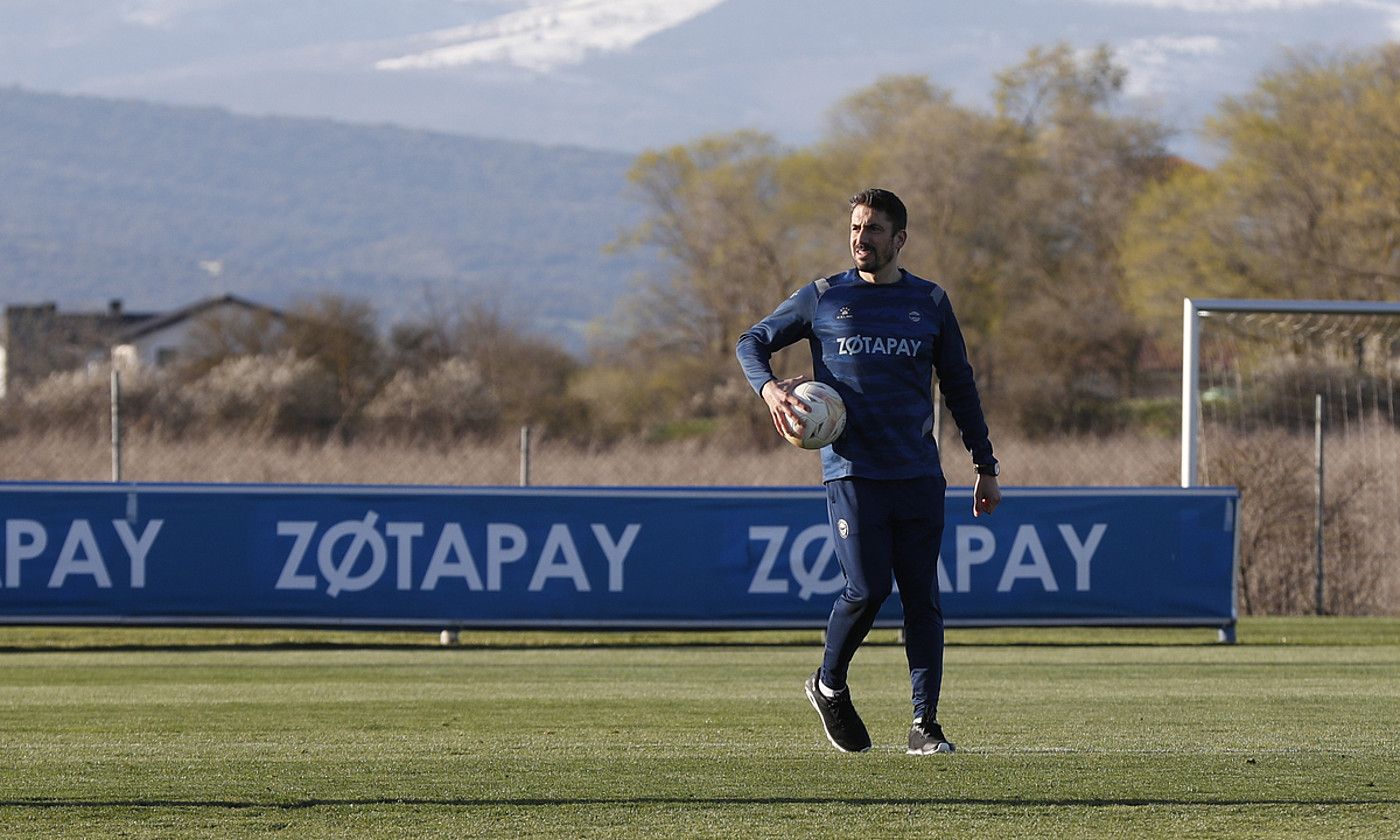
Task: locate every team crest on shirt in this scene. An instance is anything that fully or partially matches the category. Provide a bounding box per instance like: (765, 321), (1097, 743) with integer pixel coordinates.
(908, 310), (922, 322)
(837, 306), (853, 320)
(837, 519), (850, 539)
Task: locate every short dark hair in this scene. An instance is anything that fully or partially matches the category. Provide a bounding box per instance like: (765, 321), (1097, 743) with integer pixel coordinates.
(849, 188), (907, 234)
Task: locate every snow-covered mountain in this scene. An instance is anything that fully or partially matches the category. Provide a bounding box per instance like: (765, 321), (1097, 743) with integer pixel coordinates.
(2, 0), (1396, 160)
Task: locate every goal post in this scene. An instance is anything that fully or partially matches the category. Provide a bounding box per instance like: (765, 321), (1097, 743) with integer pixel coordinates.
(1181, 297), (1400, 487)
(1182, 296), (1400, 618)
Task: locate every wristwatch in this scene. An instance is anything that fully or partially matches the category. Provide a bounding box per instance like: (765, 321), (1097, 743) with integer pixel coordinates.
(974, 462), (999, 477)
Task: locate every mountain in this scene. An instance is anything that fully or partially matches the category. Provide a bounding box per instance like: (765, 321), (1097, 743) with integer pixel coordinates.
(1, 2), (1394, 344)
(0, 87), (646, 345)
(1, 1), (1396, 160)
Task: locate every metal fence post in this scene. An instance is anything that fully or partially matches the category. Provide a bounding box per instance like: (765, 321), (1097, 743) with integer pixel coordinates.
(1314, 393), (1325, 616)
(111, 368), (123, 482)
(1180, 298), (1201, 487)
(520, 425), (531, 487)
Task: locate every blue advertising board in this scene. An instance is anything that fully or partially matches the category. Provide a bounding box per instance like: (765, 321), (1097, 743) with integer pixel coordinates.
(0, 483), (1237, 631)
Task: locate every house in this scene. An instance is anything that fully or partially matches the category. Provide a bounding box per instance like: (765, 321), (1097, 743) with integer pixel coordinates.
(0, 299), (156, 400)
(0, 295), (283, 400)
(110, 294), (284, 372)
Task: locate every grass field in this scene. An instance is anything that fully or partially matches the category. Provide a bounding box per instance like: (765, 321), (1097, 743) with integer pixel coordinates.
(2, 618), (1398, 838)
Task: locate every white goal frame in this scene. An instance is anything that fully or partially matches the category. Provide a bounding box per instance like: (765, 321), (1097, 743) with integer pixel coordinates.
(1181, 297), (1400, 487)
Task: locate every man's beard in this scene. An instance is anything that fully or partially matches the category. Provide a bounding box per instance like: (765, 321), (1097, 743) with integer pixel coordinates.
(855, 245), (894, 272)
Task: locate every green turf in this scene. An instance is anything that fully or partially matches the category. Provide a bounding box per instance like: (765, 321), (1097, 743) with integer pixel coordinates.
(1, 618), (1397, 838)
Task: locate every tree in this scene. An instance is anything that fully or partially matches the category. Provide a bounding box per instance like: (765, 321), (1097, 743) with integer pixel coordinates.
(990, 45), (1170, 428)
(282, 295), (384, 430)
(611, 132), (838, 436)
(179, 306), (287, 380)
(390, 298), (582, 438)
(453, 301), (581, 436)
(620, 132), (831, 359)
(1214, 47), (1400, 299)
(994, 44), (1127, 130)
(817, 75), (1022, 357)
(616, 46), (1176, 438)
(813, 52), (1169, 431)
(993, 44), (1170, 309)
(1124, 45), (1400, 330)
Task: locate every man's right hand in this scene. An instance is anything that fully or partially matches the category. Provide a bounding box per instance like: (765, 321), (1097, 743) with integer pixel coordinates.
(761, 375), (811, 439)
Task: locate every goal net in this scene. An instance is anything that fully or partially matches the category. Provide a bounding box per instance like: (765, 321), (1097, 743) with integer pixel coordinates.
(1182, 299), (1400, 615)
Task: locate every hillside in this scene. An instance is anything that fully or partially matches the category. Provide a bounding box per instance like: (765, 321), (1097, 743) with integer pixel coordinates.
(0, 87), (648, 344)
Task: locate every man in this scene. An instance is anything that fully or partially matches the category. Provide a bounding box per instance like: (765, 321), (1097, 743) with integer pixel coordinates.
(735, 188), (1000, 755)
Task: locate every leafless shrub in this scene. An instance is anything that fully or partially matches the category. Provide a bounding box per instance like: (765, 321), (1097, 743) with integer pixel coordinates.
(1204, 429), (1391, 615)
(10, 366), (112, 435)
(998, 296), (1149, 437)
(1, 364), (196, 437)
(1205, 431), (1316, 614)
(362, 357), (498, 439)
(178, 306), (288, 380)
(282, 296), (384, 417)
(1217, 362), (1399, 433)
(186, 352), (340, 437)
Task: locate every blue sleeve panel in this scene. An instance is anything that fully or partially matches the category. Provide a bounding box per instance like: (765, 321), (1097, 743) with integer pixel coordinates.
(736, 269), (995, 482)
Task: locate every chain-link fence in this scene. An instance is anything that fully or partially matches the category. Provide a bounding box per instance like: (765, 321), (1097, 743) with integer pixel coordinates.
(4, 368), (1395, 615)
(0, 424), (1183, 487)
(0, 370), (1177, 487)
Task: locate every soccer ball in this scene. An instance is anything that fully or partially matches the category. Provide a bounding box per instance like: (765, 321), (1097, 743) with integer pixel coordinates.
(781, 381), (847, 450)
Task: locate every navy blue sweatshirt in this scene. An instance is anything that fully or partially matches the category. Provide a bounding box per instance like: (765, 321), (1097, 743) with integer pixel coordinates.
(736, 268), (995, 482)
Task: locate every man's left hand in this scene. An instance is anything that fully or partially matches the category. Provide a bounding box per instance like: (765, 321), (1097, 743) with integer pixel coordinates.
(973, 474), (1001, 517)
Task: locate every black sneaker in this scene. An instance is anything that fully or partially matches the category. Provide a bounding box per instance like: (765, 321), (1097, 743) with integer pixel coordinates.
(907, 719), (955, 755)
(804, 671), (872, 753)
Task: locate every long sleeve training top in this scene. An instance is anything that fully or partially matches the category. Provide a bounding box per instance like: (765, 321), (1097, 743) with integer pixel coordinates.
(736, 268), (995, 483)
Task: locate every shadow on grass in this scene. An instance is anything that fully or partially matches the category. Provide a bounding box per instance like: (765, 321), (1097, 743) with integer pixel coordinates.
(0, 642), (448, 654)
(2, 796), (1397, 810)
(0, 638), (826, 654)
(0, 637), (1233, 654)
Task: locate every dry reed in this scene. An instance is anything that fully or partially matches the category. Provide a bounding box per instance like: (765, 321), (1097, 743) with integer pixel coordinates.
(0, 429), (1181, 486)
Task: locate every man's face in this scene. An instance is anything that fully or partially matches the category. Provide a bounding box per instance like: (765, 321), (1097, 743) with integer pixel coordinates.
(849, 204), (905, 273)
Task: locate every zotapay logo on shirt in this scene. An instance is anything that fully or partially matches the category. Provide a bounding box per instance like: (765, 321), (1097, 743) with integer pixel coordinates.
(835, 335), (923, 357)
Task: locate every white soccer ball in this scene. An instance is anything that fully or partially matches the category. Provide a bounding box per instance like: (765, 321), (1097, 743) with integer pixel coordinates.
(781, 381), (847, 450)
